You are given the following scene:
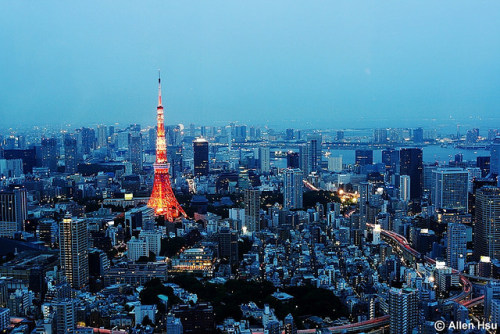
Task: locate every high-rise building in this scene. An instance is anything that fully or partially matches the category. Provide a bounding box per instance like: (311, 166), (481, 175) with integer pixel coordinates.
(244, 189), (260, 233)
(52, 299), (76, 334)
(0, 187), (27, 234)
(299, 145), (310, 177)
(64, 136), (78, 174)
(490, 137), (500, 177)
(147, 74), (187, 220)
(79, 127), (95, 155)
(431, 168), (469, 212)
(193, 138), (209, 176)
(283, 168), (303, 209)
(467, 167), (482, 193)
(286, 151), (299, 169)
(447, 223), (467, 271)
(96, 125), (108, 148)
(41, 137), (58, 172)
(413, 127), (424, 143)
(3, 148), (37, 174)
(474, 187), (500, 261)
(400, 148), (423, 201)
(259, 147), (270, 173)
(388, 287), (418, 334)
(399, 175), (411, 202)
(355, 149), (373, 166)
(307, 134), (322, 171)
(477, 156), (490, 178)
(128, 132), (143, 174)
(327, 156), (342, 172)
(59, 214), (89, 289)
(217, 228), (239, 270)
(127, 236), (148, 262)
(485, 282), (500, 322)
(382, 148), (399, 174)
(148, 127), (157, 151)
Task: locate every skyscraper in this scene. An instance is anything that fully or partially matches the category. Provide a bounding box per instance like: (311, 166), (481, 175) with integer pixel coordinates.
(41, 137), (58, 172)
(447, 223), (467, 271)
(286, 151), (299, 169)
(355, 149), (373, 166)
(0, 187), (27, 234)
(327, 156), (342, 172)
(474, 187), (500, 261)
(399, 148), (423, 201)
(128, 131), (143, 174)
(431, 168), (469, 212)
(490, 137), (500, 177)
(59, 214), (89, 289)
(96, 125), (108, 148)
(64, 136), (78, 174)
(477, 156), (491, 178)
(217, 228), (239, 270)
(283, 168), (303, 209)
(193, 138), (209, 176)
(307, 134), (322, 171)
(382, 148), (399, 174)
(244, 188), (260, 233)
(399, 175), (411, 202)
(389, 287), (418, 334)
(259, 146), (270, 173)
(298, 144), (310, 177)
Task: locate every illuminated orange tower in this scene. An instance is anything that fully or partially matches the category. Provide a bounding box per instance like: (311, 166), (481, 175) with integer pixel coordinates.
(147, 73), (187, 220)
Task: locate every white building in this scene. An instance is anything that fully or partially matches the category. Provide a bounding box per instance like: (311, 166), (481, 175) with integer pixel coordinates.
(127, 236), (148, 262)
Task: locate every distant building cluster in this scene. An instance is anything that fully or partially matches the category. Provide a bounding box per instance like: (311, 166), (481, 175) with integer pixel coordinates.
(1, 85), (500, 333)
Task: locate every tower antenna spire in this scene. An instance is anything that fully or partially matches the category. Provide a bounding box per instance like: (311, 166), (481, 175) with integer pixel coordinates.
(157, 69), (162, 106)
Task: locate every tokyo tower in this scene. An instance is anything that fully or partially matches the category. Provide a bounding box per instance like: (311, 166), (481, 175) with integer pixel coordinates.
(147, 73), (187, 220)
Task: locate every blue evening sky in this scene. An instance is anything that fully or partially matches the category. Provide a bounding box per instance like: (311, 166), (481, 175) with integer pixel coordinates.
(1, 1), (500, 130)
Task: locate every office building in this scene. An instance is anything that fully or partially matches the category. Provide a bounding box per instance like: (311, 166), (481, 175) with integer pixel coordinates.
(327, 156), (342, 172)
(244, 189), (260, 233)
(307, 134), (322, 171)
(193, 138), (209, 176)
(400, 148), (423, 201)
(474, 187), (500, 261)
(41, 137), (58, 172)
(431, 168), (469, 212)
(127, 236), (148, 262)
(283, 168), (303, 209)
(52, 299), (76, 334)
(64, 136), (78, 174)
(59, 214), (89, 289)
(259, 146), (270, 173)
(491, 137), (500, 177)
(287, 151), (300, 169)
(382, 148), (399, 174)
(299, 145), (310, 176)
(399, 175), (411, 202)
(355, 149), (373, 166)
(477, 156), (490, 178)
(217, 228), (239, 269)
(447, 223), (467, 271)
(389, 287), (418, 334)
(128, 132), (143, 174)
(0, 187), (27, 234)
